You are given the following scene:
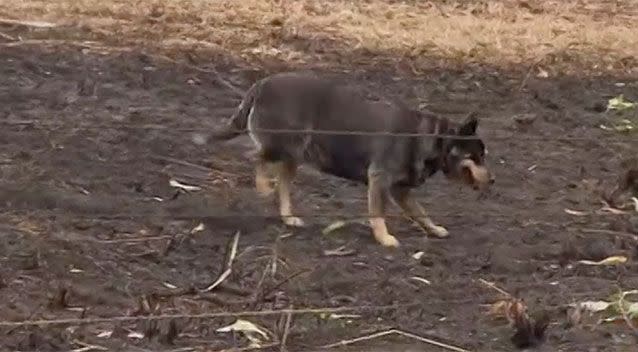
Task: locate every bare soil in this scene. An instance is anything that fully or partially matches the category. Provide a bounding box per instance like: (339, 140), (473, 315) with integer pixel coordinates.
(0, 42), (637, 352)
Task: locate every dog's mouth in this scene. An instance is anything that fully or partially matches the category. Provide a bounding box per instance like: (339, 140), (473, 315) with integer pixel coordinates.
(459, 159), (493, 191)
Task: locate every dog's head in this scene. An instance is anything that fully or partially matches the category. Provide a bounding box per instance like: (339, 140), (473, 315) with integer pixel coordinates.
(440, 113), (494, 191)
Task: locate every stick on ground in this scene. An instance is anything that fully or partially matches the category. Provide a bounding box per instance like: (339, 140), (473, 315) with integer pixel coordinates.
(201, 231), (240, 292)
(321, 329), (471, 352)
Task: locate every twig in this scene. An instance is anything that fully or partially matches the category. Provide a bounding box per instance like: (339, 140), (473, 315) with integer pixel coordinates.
(152, 155), (213, 173)
(0, 305), (407, 327)
(0, 31), (15, 41)
(181, 52), (245, 97)
(0, 39), (99, 48)
(93, 235), (173, 243)
(478, 278), (512, 298)
(262, 269), (310, 300)
(71, 339), (108, 352)
(280, 306), (293, 352)
(517, 55), (546, 92)
(321, 329), (471, 352)
(201, 231), (240, 292)
(248, 261), (271, 309)
(579, 228), (638, 241)
(0, 18), (57, 28)
(216, 342), (280, 352)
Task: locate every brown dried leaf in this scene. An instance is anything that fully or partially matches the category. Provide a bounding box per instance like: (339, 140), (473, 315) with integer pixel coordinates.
(487, 298), (529, 326)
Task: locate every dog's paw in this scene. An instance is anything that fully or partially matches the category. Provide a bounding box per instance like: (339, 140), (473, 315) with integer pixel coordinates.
(283, 216), (305, 227)
(376, 234), (400, 248)
(428, 225), (449, 238)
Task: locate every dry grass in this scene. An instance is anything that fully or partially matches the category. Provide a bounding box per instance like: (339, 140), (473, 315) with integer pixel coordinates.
(1, 0), (638, 73)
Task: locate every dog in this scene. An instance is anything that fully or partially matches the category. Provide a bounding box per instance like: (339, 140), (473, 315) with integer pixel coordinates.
(213, 71), (494, 247)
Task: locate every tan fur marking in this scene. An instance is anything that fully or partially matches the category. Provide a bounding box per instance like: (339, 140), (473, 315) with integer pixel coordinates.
(255, 160), (274, 197)
(367, 170), (399, 247)
(274, 162), (305, 227)
(390, 187), (449, 238)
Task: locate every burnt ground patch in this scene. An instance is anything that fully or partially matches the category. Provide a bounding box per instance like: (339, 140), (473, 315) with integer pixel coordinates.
(0, 43), (637, 351)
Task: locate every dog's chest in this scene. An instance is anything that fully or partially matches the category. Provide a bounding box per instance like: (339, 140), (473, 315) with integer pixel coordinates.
(303, 137), (370, 182)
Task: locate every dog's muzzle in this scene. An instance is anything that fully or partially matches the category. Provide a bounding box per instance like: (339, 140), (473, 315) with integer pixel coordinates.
(459, 159), (494, 191)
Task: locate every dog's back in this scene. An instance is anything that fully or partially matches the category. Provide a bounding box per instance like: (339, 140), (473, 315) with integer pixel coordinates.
(225, 72), (438, 183)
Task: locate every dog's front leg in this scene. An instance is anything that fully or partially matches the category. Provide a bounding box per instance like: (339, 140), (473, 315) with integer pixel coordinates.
(367, 168), (400, 248)
(390, 186), (449, 238)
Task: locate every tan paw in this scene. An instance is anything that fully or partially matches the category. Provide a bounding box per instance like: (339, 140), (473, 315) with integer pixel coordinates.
(427, 225), (449, 238)
(283, 216), (305, 227)
(376, 233), (400, 248)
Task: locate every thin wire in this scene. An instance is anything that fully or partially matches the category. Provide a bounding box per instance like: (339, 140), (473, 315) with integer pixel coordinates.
(1, 210), (531, 221)
(0, 304), (406, 328)
(3, 119), (636, 142)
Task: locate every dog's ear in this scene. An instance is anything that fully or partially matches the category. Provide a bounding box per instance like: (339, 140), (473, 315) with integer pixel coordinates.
(458, 112), (479, 136)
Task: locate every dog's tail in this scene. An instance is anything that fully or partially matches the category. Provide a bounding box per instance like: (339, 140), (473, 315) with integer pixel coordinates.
(211, 79), (263, 141)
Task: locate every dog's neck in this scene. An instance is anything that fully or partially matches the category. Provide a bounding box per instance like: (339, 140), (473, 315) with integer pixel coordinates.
(415, 112), (454, 176)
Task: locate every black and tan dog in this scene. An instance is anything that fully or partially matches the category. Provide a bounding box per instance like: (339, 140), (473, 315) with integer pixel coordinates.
(214, 71), (494, 247)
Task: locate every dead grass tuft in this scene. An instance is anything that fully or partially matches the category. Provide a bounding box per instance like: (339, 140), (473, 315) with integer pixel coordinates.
(1, 0), (637, 73)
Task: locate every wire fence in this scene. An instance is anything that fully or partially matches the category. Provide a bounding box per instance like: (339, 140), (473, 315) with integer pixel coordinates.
(0, 210), (537, 222)
(1, 94), (636, 337)
(0, 305), (407, 328)
(3, 119), (637, 142)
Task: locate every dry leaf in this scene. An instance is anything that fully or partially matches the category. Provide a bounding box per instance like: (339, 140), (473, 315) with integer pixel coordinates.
(127, 331), (144, 339)
(564, 208), (588, 216)
(599, 205), (628, 215)
(323, 245), (356, 256)
(536, 67), (549, 78)
(329, 314), (361, 320)
(578, 301), (611, 312)
(162, 282), (178, 289)
(217, 319), (270, 347)
(577, 255), (627, 266)
(409, 276), (431, 285)
(487, 299), (528, 326)
(190, 222), (205, 234)
(96, 331), (113, 338)
(322, 220), (347, 235)
(169, 179), (202, 192)
(607, 94), (636, 111)
(279, 232), (294, 239)
(412, 251), (425, 260)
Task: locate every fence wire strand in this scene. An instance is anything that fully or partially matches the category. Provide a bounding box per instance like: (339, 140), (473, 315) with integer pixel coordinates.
(0, 304), (406, 328)
(2, 119), (636, 142)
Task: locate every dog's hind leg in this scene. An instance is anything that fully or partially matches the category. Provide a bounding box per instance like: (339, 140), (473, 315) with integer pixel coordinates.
(390, 186), (449, 238)
(274, 161), (305, 227)
(367, 168), (400, 248)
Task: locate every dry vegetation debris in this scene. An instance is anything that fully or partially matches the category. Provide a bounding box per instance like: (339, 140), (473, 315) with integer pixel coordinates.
(1, 0), (638, 73)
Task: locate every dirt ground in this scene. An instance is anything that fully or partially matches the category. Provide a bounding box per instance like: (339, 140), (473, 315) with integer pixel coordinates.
(0, 37), (637, 351)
